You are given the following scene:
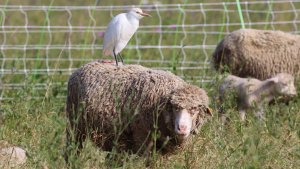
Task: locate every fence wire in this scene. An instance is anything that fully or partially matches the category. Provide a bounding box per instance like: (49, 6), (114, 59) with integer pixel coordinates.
(0, 1), (300, 100)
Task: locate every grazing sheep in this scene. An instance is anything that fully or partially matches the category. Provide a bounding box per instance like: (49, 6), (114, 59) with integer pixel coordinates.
(212, 29), (300, 80)
(219, 73), (297, 121)
(65, 61), (212, 159)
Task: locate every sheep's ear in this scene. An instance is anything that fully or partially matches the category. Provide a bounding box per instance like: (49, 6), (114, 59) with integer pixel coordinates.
(193, 107), (212, 135)
(206, 107), (213, 116)
(269, 77), (279, 83)
(199, 105), (213, 116)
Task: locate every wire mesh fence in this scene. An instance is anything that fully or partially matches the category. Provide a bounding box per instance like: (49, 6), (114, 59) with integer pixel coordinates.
(1, 0), (300, 100)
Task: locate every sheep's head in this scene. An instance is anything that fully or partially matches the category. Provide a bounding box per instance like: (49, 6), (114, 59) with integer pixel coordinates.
(163, 85), (212, 141)
(269, 73), (297, 97)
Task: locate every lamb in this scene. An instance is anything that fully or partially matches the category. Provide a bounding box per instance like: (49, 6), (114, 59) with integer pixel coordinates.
(65, 61), (212, 160)
(212, 29), (300, 80)
(219, 73), (297, 121)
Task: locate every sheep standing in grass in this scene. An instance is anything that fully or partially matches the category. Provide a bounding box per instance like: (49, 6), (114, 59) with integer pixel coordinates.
(65, 61), (212, 159)
(219, 73), (297, 121)
(212, 29), (300, 80)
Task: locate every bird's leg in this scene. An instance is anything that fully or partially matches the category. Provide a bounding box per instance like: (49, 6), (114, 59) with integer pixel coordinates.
(113, 49), (118, 66)
(118, 53), (125, 65)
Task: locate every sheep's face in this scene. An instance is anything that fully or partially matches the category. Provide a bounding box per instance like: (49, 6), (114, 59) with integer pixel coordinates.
(164, 85), (212, 141)
(173, 108), (193, 139)
(272, 74), (297, 96)
(171, 106), (204, 141)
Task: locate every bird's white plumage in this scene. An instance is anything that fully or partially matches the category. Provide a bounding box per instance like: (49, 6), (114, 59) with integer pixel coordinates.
(102, 8), (150, 64)
(103, 13), (138, 56)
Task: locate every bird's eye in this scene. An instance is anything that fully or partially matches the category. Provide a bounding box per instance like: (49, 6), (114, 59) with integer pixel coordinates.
(136, 11), (139, 14)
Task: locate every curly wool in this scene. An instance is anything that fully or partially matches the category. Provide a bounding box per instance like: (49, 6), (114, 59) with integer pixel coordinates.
(212, 29), (300, 80)
(170, 85), (209, 110)
(66, 61), (211, 155)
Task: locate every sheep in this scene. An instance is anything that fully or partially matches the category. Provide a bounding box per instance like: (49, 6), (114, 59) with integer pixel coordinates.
(219, 73), (297, 121)
(212, 29), (300, 80)
(65, 61), (212, 160)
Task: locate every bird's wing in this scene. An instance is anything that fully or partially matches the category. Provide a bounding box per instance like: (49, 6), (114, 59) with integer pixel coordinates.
(103, 14), (125, 56)
(113, 19), (139, 54)
(119, 22), (137, 42)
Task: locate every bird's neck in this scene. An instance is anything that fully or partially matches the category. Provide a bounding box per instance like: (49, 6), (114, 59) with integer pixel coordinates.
(126, 13), (140, 25)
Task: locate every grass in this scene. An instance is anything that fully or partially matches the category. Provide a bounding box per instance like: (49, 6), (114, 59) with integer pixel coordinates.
(1, 0), (300, 168)
(0, 75), (300, 168)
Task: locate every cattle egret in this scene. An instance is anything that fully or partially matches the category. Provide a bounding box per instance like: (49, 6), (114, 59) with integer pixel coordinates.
(103, 8), (151, 66)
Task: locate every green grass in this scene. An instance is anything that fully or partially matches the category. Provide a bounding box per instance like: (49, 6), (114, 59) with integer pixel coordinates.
(0, 76), (300, 168)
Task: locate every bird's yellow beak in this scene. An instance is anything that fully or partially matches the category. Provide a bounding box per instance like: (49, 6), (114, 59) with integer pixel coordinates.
(140, 12), (152, 17)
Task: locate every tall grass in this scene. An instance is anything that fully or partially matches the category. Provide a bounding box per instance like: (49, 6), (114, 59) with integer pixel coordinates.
(0, 75), (300, 168)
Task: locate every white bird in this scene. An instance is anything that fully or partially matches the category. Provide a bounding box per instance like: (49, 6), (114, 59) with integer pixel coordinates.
(103, 8), (151, 66)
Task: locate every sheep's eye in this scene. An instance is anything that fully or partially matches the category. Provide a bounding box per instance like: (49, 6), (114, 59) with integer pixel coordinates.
(191, 111), (199, 117)
(136, 11), (139, 14)
(190, 107), (198, 111)
(174, 107), (180, 111)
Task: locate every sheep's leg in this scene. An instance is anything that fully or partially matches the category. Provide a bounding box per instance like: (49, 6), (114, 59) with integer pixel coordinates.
(143, 140), (154, 157)
(113, 48), (118, 66)
(239, 109), (246, 121)
(218, 91), (229, 124)
(132, 129), (154, 158)
(64, 123), (86, 162)
(65, 102), (87, 163)
(64, 127), (72, 163)
(255, 107), (265, 120)
(75, 128), (86, 151)
(219, 98), (228, 124)
(221, 114), (228, 125)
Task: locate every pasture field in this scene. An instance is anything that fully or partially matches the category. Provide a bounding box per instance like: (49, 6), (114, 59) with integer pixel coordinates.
(1, 0), (300, 168)
(1, 77), (300, 168)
